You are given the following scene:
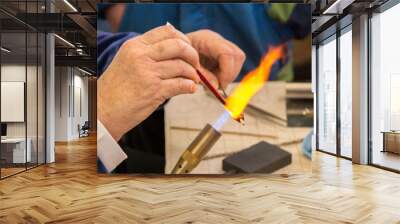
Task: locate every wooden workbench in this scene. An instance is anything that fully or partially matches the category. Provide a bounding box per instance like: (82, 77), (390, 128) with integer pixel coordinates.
(164, 81), (311, 174)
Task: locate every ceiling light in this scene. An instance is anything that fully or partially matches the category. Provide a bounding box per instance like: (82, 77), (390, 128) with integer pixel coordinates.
(76, 48), (86, 56)
(63, 0), (78, 12)
(1, 47), (11, 53)
(54, 34), (75, 48)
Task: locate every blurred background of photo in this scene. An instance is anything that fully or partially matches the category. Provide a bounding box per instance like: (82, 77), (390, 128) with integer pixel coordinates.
(97, 3), (312, 174)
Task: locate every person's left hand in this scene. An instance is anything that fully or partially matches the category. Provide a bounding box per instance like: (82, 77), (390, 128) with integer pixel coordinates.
(186, 30), (246, 90)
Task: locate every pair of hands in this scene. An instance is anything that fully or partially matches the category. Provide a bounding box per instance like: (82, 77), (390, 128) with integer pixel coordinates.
(98, 24), (246, 141)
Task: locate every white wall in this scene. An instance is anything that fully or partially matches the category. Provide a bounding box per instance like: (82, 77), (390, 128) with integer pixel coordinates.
(1, 65), (35, 138)
(72, 73), (89, 138)
(55, 66), (69, 141)
(1, 65), (26, 142)
(54, 67), (89, 141)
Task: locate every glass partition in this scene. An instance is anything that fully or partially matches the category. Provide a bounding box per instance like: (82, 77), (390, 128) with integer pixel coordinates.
(0, 1), (46, 179)
(27, 0), (38, 167)
(1, 30), (28, 177)
(27, 31), (38, 169)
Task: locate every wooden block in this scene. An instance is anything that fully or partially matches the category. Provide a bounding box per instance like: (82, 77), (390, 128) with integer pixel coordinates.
(222, 141), (292, 173)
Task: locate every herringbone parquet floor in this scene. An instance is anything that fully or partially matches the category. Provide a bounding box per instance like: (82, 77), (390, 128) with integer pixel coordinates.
(0, 135), (399, 223)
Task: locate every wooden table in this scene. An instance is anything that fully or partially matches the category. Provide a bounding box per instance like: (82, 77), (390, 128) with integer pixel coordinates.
(0, 137), (32, 166)
(382, 131), (400, 154)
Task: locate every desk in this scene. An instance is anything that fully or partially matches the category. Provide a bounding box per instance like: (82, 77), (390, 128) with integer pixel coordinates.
(1, 138), (31, 164)
(165, 82), (312, 174)
(382, 131), (400, 154)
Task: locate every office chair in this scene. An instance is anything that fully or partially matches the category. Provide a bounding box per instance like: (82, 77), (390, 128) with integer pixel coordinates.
(79, 121), (90, 138)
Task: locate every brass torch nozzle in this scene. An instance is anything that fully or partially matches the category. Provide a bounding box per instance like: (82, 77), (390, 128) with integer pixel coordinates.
(171, 124), (221, 174)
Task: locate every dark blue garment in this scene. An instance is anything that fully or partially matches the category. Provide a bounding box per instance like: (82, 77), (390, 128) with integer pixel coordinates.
(97, 159), (106, 173)
(117, 3), (310, 80)
(97, 4), (111, 19)
(97, 31), (138, 77)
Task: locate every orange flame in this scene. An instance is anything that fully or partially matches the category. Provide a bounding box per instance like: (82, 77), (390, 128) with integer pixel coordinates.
(225, 45), (286, 119)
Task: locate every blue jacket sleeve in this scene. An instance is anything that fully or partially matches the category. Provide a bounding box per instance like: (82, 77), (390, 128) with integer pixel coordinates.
(97, 4), (111, 19)
(97, 31), (139, 77)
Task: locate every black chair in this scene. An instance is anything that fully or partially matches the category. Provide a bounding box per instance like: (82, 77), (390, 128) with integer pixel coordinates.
(79, 121), (90, 138)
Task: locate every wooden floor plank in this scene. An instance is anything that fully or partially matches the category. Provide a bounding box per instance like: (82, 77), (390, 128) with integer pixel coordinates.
(0, 135), (399, 223)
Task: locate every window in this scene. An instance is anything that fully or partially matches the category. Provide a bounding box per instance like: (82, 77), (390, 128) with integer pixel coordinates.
(339, 28), (352, 158)
(370, 2), (400, 171)
(317, 36), (337, 154)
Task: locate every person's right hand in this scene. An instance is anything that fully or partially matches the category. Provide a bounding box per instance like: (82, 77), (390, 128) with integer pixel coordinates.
(98, 24), (201, 141)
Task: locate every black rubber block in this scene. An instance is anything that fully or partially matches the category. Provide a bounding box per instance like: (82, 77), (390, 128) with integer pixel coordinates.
(222, 141), (292, 173)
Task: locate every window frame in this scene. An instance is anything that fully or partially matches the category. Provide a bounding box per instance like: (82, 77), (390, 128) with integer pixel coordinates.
(315, 20), (353, 160)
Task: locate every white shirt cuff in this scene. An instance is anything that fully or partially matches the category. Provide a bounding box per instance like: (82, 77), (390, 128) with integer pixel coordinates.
(97, 120), (127, 173)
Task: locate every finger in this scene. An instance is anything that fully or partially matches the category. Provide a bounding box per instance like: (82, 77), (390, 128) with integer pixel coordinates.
(212, 44), (245, 89)
(148, 38), (200, 68)
(195, 34), (233, 63)
(220, 41), (246, 83)
(139, 24), (191, 45)
(192, 33), (245, 88)
(162, 78), (197, 98)
(156, 59), (200, 83)
(217, 53), (237, 88)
